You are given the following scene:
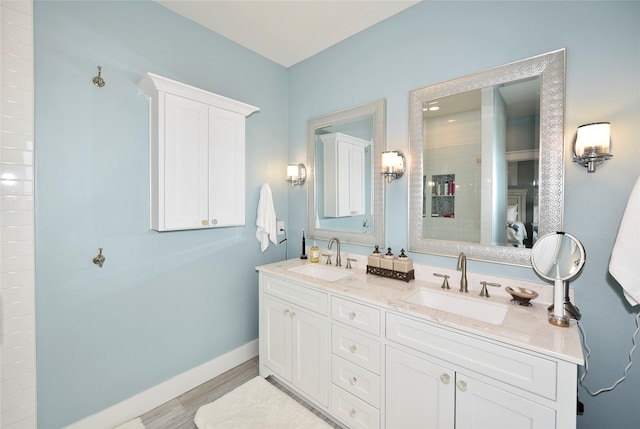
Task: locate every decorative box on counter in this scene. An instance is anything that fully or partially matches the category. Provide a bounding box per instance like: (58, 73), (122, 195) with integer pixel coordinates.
(366, 247), (415, 282)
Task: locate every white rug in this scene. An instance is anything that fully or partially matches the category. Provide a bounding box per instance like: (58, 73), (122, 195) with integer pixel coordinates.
(194, 376), (333, 429)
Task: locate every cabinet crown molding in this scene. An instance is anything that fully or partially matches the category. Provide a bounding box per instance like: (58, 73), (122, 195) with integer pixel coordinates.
(137, 72), (259, 117)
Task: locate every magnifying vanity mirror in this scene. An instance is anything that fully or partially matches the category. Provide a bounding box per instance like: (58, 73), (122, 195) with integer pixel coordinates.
(307, 99), (385, 246)
(531, 232), (586, 327)
(408, 49), (566, 266)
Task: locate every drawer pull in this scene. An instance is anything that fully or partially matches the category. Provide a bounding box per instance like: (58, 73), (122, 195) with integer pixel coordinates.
(456, 379), (467, 392)
(349, 408), (357, 418)
(440, 373), (450, 384)
(349, 344), (357, 354)
(349, 311), (357, 320)
(349, 376), (358, 385)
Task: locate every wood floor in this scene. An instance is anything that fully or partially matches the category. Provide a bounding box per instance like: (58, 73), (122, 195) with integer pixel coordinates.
(138, 357), (341, 429)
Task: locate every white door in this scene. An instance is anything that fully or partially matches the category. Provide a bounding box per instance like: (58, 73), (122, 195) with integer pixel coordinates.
(292, 308), (329, 406)
(163, 94), (210, 229)
(455, 373), (556, 429)
(385, 347), (455, 429)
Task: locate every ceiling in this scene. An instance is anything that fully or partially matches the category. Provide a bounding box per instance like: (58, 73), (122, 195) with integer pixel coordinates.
(154, 0), (421, 68)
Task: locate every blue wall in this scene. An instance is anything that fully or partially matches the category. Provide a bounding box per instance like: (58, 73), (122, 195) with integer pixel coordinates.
(34, 1), (639, 428)
(34, 1), (289, 427)
(288, 2), (639, 429)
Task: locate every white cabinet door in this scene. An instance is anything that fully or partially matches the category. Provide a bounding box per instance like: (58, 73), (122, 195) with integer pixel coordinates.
(292, 307), (329, 406)
(263, 295), (329, 407)
(385, 346), (455, 429)
(208, 106), (245, 227)
(263, 296), (292, 379)
(321, 133), (370, 218)
(455, 373), (556, 429)
(163, 94), (210, 230)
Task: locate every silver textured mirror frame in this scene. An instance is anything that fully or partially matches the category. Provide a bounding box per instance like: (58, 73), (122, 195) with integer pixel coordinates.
(408, 49), (565, 266)
(307, 99), (386, 246)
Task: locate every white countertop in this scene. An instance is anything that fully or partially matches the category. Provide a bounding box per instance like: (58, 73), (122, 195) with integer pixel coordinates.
(257, 258), (584, 365)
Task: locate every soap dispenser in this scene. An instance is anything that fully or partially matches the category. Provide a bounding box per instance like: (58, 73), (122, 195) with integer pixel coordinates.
(310, 241), (320, 263)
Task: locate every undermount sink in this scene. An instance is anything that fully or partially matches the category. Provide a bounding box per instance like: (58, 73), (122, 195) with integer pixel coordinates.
(403, 288), (508, 325)
(288, 264), (351, 282)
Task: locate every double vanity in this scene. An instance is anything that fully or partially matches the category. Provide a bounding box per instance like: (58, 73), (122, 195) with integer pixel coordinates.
(257, 258), (583, 429)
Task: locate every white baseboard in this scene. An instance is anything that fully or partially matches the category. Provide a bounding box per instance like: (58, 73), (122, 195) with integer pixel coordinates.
(64, 339), (259, 429)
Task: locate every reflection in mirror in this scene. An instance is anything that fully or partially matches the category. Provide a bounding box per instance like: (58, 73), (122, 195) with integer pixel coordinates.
(307, 99), (385, 246)
(409, 49), (565, 266)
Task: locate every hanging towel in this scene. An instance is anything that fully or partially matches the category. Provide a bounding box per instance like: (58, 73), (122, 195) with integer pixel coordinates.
(609, 176), (640, 306)
(256, 183), (278, 252)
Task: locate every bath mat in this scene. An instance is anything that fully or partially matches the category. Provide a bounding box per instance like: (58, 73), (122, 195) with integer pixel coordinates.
(114, 417), (146, 429)
(194, 376), (333, 429)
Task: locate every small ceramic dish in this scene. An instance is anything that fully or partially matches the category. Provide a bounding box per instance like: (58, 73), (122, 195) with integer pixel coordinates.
(506, 286), (539, 306)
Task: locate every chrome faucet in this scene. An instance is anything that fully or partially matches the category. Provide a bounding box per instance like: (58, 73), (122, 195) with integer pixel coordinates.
(328, 237), (342, 267)
(457, 252), (468, 293)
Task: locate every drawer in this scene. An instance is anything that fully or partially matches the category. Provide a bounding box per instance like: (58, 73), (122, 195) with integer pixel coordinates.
(330, 384), (380, 429)
(332, 355), (381, 408)
(386, 312), (557, 400)
(263, 274), (328, 315)
(332, 296), (380, 336)
(332, 325), (381, 374)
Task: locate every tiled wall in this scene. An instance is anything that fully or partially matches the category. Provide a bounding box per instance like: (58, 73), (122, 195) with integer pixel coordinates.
(1, 1), (37, 428)
(423, 110), (482, 242)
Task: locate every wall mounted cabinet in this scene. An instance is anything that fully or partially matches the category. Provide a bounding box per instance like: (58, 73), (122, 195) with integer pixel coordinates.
(138, 73), (259, 231)
(319, 133), (370, 218)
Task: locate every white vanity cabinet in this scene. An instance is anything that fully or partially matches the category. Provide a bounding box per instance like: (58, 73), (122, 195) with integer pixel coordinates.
(259, 273), (329, 407)
(257, 265), (580, 429)
(138, 73), (259, 231)
(319, 132), (370, 218)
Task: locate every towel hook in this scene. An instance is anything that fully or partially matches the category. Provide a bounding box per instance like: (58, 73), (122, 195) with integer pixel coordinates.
(93, 248), (105, 268)
(92, 66), (105, 87)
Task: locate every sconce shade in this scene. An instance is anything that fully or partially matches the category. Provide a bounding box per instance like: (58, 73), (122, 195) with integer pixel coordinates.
(573, 122), (612, 173)
(287, 163), (306, 187)
(381, 150), (405, 183)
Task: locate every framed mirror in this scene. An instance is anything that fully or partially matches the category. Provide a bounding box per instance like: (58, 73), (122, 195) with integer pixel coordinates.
(307, 99), (385, 246)
(408, 49), (565, 266)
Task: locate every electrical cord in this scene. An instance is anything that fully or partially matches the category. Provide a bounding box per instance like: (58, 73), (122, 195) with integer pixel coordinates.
(577, 311), (640, 396)
(279, 229), (288, 259)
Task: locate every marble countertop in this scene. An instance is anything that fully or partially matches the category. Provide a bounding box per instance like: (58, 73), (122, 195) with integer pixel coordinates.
(257, 258), (584, 365)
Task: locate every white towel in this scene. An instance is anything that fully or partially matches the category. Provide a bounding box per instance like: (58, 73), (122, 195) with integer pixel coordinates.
(256, 183), (278, 252)
(609, 176), (640, 306)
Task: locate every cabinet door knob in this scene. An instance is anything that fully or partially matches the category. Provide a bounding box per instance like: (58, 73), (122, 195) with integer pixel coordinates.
(283, 309), (290, 316)
(349, 376), (358, 385)
(440, 373), (450, 384)
(201, 220), (209, 226)
(289, 311), (296, 318)
(211, 218), (218, 225)
(456, 379), (467, 392)
(349, 311), (356, 320)
(349, 408), (357, 418)
(349, 344), (357, 354)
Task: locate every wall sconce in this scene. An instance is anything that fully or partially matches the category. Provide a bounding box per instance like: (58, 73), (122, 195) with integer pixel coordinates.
(573, 122), (612, 173)
(287, 163), (306, 187)
(381, 150), (405, 183)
